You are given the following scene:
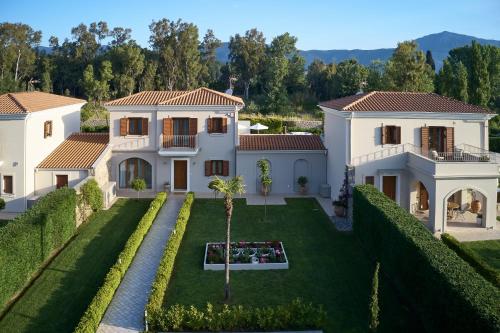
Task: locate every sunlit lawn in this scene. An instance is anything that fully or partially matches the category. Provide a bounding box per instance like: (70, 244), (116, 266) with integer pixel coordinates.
(164, 198), (420, 333)
(464, 239), (500, 271)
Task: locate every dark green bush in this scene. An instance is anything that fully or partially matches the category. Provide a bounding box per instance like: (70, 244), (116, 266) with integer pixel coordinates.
(80, 179), (103, 211)
(147, 192), (195, 320)
(441, 233), (500, 287)
(353, 185), (500, 333)
(0, 198), (5, 210)
(74, 192), (167, 333)
(489, 137), (500, 153)
(151, 298), (326, 332)
(239, 116), (283, 133)
(0, 187), (76, 313)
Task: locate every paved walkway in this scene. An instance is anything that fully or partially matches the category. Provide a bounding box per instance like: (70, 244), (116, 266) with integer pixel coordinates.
(447, 221), (500, 242)
(98, 195), (185, 333)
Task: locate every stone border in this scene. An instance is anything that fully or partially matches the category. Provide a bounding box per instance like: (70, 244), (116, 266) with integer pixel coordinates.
(203, 242), (289, 271)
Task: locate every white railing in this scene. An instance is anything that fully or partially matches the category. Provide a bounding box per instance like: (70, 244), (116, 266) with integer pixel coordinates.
(351, 143), (496, 166)
(160, 134), (198, 149)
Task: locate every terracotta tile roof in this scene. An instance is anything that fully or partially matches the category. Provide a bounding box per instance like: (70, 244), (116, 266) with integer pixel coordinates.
(37, 133), (109, 169)
(105, 87), (244, 106)
(319, 91), (491, 114)
(238, 135), (326, 151)
(0, 91), (85, 114)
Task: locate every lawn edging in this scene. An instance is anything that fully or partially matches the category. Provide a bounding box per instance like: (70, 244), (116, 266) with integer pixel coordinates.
(73, 192), (167, 333)
(146, 192), (195, 327)
(441, 233), (500, 287)
(353, 185), (500, 333)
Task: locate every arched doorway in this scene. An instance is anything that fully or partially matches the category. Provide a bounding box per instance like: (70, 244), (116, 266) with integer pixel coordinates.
(412, 181), (430, 226)
(119, 158), (152, 189)
(293, 159), (309, 192)
(445, 188), (486, 228)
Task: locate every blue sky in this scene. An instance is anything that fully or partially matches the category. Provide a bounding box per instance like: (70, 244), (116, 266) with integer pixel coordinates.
(2, 0), (499, 50)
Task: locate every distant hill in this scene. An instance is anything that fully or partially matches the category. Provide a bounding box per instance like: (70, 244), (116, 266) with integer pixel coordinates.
(215, 31), (500, 70)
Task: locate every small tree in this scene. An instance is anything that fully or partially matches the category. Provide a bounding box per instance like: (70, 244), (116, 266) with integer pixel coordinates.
(208, 175), (245, 301)
(369, 262), (380, 332)
(208, 179), (219, 199)
(257, 159), (272, 220)
(131, 178), (146, 200)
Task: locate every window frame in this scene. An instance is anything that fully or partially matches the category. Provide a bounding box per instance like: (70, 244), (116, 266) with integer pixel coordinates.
(128, 117), (143, 136)
(365, 176), (375, 186)
(210, 118), (224, 134)
(2, 174), (14, 196)
(384, 125), (401, 145)
(211, 160), (224, 176)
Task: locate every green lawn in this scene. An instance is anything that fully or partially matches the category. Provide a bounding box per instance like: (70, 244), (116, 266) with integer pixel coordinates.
(164, 198), (420, 333)
(0, 199), (151, 333)
(464, 239), (500, 271)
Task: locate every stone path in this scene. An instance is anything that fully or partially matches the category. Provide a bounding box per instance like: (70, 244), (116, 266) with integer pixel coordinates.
(98, 195), (185, 333)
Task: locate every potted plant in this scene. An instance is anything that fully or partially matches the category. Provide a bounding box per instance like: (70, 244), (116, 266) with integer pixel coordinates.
(471, 192), (481, 213)
(297, 176), (308, 194)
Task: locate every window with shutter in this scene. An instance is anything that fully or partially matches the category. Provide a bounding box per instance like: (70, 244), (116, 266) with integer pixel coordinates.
(421, 127), (429, 153)
(205, 160), (211, 176)
(208, 118), (224, 134)
(142, 118), (149, 135)
(365, 176), (375, 185)
(44, 121), (53, 138)
(2, 175), (13, 194)
(382, 126), (401, 144)
(120, 118), (128, 136)
(446, 127), (454, 153)
(128, 118), (143, 135)
(189, 118), (198, 135)
(222, 160), (229, 176)
(205, 160), (225, 176)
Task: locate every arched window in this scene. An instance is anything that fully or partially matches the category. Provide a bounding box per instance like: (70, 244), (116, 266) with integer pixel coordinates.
(119, 158), (152, 189)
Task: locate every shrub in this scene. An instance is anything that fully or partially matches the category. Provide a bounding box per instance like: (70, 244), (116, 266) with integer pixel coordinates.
(80, 179), (103, 211)
(0, 187), (76, 313)
(74, 192), (167, 333)
(146, 192), (195, 327)
(239, 115), (283, 133)
(151, 299), (326, 332)
(441, 233), (500, 287)
(368, 262), (380, 332)
(131, 178), (146, 200)
(353, 185), (500, 333)
(0, 198), (5, 210)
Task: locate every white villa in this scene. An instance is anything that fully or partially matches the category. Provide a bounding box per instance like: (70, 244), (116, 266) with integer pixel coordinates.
(1, 89), (498, 236)
(320, 91), (498, 233)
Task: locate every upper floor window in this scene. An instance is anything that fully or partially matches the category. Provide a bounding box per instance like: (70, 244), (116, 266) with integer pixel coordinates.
(365, 176), (375, 186)
(205, 160), (229, 176)
(120, 117), (148, 136)
(2, 175), (13, 195)
(44, 120), (53, 138)
(207, 117), (227, 134)
(382, 125), (401, 145)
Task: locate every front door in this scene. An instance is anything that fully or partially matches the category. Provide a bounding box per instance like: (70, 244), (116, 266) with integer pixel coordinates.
(56, 175), (68, 189)
(382, 176), (397, 201)
(173, 160), (188, 191)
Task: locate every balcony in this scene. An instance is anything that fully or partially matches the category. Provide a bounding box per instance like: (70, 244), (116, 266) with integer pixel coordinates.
(158, 134), (199, 156)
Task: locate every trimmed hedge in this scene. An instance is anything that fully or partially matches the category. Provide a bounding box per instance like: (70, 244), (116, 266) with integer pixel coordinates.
(239, 116), (283, 133)
(74, 192), (167, 333)
(0, 187), (77, 312)
(146, 192), (195, 323)
(441, 233), (500, 288)
(152, 298), (326, 332)
(353, 185), (500, 333)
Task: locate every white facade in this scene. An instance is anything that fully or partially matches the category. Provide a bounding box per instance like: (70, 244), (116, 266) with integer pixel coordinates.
(0, 103), (84, 212)
(321, 107), (498, 233)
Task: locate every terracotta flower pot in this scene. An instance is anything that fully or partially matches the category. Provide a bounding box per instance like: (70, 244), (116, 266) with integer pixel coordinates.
(471, 200), (481, 213)
(334, 205), (345, 217)
(299, 185), (307, 195)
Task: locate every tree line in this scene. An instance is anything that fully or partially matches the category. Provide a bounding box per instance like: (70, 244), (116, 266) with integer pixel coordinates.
(0, 20), (498, 116)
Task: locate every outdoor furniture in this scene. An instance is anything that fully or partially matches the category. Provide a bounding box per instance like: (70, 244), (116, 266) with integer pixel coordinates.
(447, 202), (460, 219)
(431, 150), (444, 161)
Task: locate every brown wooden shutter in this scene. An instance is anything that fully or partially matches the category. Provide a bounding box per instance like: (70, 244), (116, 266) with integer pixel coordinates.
(207, 118), (213, 133)
(381, 125), (387, 145)
(205, 160), (211, 176)
(222, 161), (229, 176)
(446, 127), (454, 153)
(421, 127), (429, 153)
(163, 118), (173, 136)
(222, 118), (228, 133)
(395, 126), (401, 144)
(141, 118), (148, 135)
(189, 118), (198, 135)
(44, 121), (48, 138)
(120, 118), (128, 136)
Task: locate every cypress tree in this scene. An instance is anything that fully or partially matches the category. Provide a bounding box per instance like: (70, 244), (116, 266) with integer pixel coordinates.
(426, 50), (436, 71)
(369, 262), (380, 332)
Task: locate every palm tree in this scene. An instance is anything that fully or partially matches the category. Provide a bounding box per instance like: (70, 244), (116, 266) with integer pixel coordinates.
(208, 175), (245, 301)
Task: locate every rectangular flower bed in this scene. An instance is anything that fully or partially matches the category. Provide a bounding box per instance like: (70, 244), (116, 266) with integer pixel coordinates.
(204, 241), (289, 270)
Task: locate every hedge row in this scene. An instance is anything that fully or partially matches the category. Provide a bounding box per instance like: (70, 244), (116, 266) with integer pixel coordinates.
(74, 192), (167, 333)
(441, 233), (500, 288)
(152, 299), (326, 332)
(146, 192), (195, 325)
(0, 187), (76, 312)
(353, 185), (500, 333)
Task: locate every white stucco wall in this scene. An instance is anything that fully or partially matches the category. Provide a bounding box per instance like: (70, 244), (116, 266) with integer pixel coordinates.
(323, 112), (348, 199)
(236, 151), (327, 194)
(34, 169), (88, 195)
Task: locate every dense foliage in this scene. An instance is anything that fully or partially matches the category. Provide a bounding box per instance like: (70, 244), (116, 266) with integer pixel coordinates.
(441, 233), (499, 287)
(368, 262), (380, 332)
(353, 185), (500, 332)
(74, 192), (167, 333)
(0, 187), (76, 313)
(152, 299), (326, 332)
(147, 192), (194, 325)
(79, 179), (103, 211)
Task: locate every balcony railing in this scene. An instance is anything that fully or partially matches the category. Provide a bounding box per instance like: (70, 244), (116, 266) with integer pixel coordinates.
(351, 143), (496, 166)
(160, 134), (198, 149)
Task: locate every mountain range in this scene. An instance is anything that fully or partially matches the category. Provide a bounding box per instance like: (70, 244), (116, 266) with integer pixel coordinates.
(215, 31), (500, 70)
